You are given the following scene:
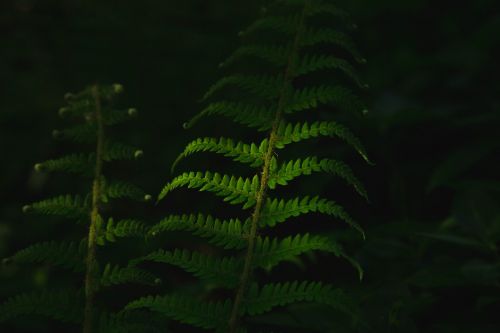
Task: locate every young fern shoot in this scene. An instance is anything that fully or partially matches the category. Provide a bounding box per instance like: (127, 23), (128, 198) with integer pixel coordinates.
(0, 84), (158, 333)
(127, 1), (371, 332)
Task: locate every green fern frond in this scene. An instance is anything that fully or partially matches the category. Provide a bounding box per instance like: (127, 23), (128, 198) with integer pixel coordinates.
(103, 108), (138, 126)
(6, 240), (86, 272)
(268, 157), (368, 199)
(172, 137), (267, 172)
(52, 123), (96, 143)
(149, 213), (248, 250)
(34, 153), (94, 176)
(222, 44), (290, 68)
(244, 281), (357, 319)
(184, 101), (274, 130)
(97, 311), (166, 333)
(285, 85), (365, 114)
(125, 294), (231, 330)
(305, 1), (350, 20)
(158, 171), (258, 208)
(294, 54), (365, 87)
(23, 194), (89, 221)
(242, 15), (301, 36)
(100, 264), (159, 287)
(0, 289), (84, 323)
(131, 248), (241, 288)
(203, 75), (283, 101)
(103, 181), (148, 202)
(103, 141), (143, 161)
(301, 28), (366, 63)
(275, 121), (372, 163)
(261, 195), (363, 237)
(100, 218), (149, 243)
(253, 234), (362, 277)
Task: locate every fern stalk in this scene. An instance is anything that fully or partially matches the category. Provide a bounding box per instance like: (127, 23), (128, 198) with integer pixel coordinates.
(83, 85), (104, 333)
(227, 2), (310, 331)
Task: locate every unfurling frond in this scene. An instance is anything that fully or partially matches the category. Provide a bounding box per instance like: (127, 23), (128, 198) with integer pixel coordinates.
(158, 171), (259, 208)
(125, 295), (231, 330)
(149, 213), (248, 250)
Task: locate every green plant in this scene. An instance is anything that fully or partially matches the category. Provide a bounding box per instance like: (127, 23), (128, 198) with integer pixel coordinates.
(0, 84), (159, 333)
(126, 0), (371, 332)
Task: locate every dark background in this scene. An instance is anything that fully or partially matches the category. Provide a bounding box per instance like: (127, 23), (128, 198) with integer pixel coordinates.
(1, 0), (499, 332)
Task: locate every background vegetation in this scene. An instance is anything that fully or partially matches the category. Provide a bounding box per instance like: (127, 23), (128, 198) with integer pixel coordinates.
(1, 0), (499, 332)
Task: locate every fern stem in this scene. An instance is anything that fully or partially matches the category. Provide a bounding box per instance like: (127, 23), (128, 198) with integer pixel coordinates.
(228, 2), (309, 332)
(83, 85), (104, 333)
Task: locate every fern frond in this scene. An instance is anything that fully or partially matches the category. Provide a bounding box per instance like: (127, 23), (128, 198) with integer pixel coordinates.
(275, 121), (372, 163)
(158, 172), (258, 208)
(103, 181), (148, 202)
(0, 289), (83, 323)
(184, 101), (274, 130)
(7, 240), (85, 272)
(241, 15), (301, 36)
(203, 75), (283, 101)
(285, 85), (365, 114)
(301, 28), (366, 63)
(131, 248), (241, 288)
(261, 195), (363, 236)
(100, 264), (160, 287)
(268, 157), (368, 199)
(244, 281), (357, 319)
(222, 44), (290, 68)
(172, 137), (267, 172)
(97, 311), (166, 333)
(100, 218), (149, 243)
(103, 108), (138, 125)
(103, 141), (143, 161)
(34, 153), (94, 176)
(23, 194), (89, 221)
(294, 54), (365, 87)
(253, 234), (363, 279)
(52, 123), (96, 143)
(305, 1), (350, 20)
(125, 294), (231, 330)
(58, 99), (94, 118)
(149, 214), (248, 250)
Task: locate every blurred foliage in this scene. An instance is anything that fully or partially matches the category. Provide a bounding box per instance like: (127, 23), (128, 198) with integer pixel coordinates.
(0, 0), (499, 332)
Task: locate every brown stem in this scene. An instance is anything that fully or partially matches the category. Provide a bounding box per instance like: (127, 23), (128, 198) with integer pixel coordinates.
(83, 85), (104, 333)
(227, 2), (309, 332)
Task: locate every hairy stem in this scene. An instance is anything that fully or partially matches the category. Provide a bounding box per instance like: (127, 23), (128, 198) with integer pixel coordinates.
(83, 85), (104, 333)
(228, 2), (309, 332)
